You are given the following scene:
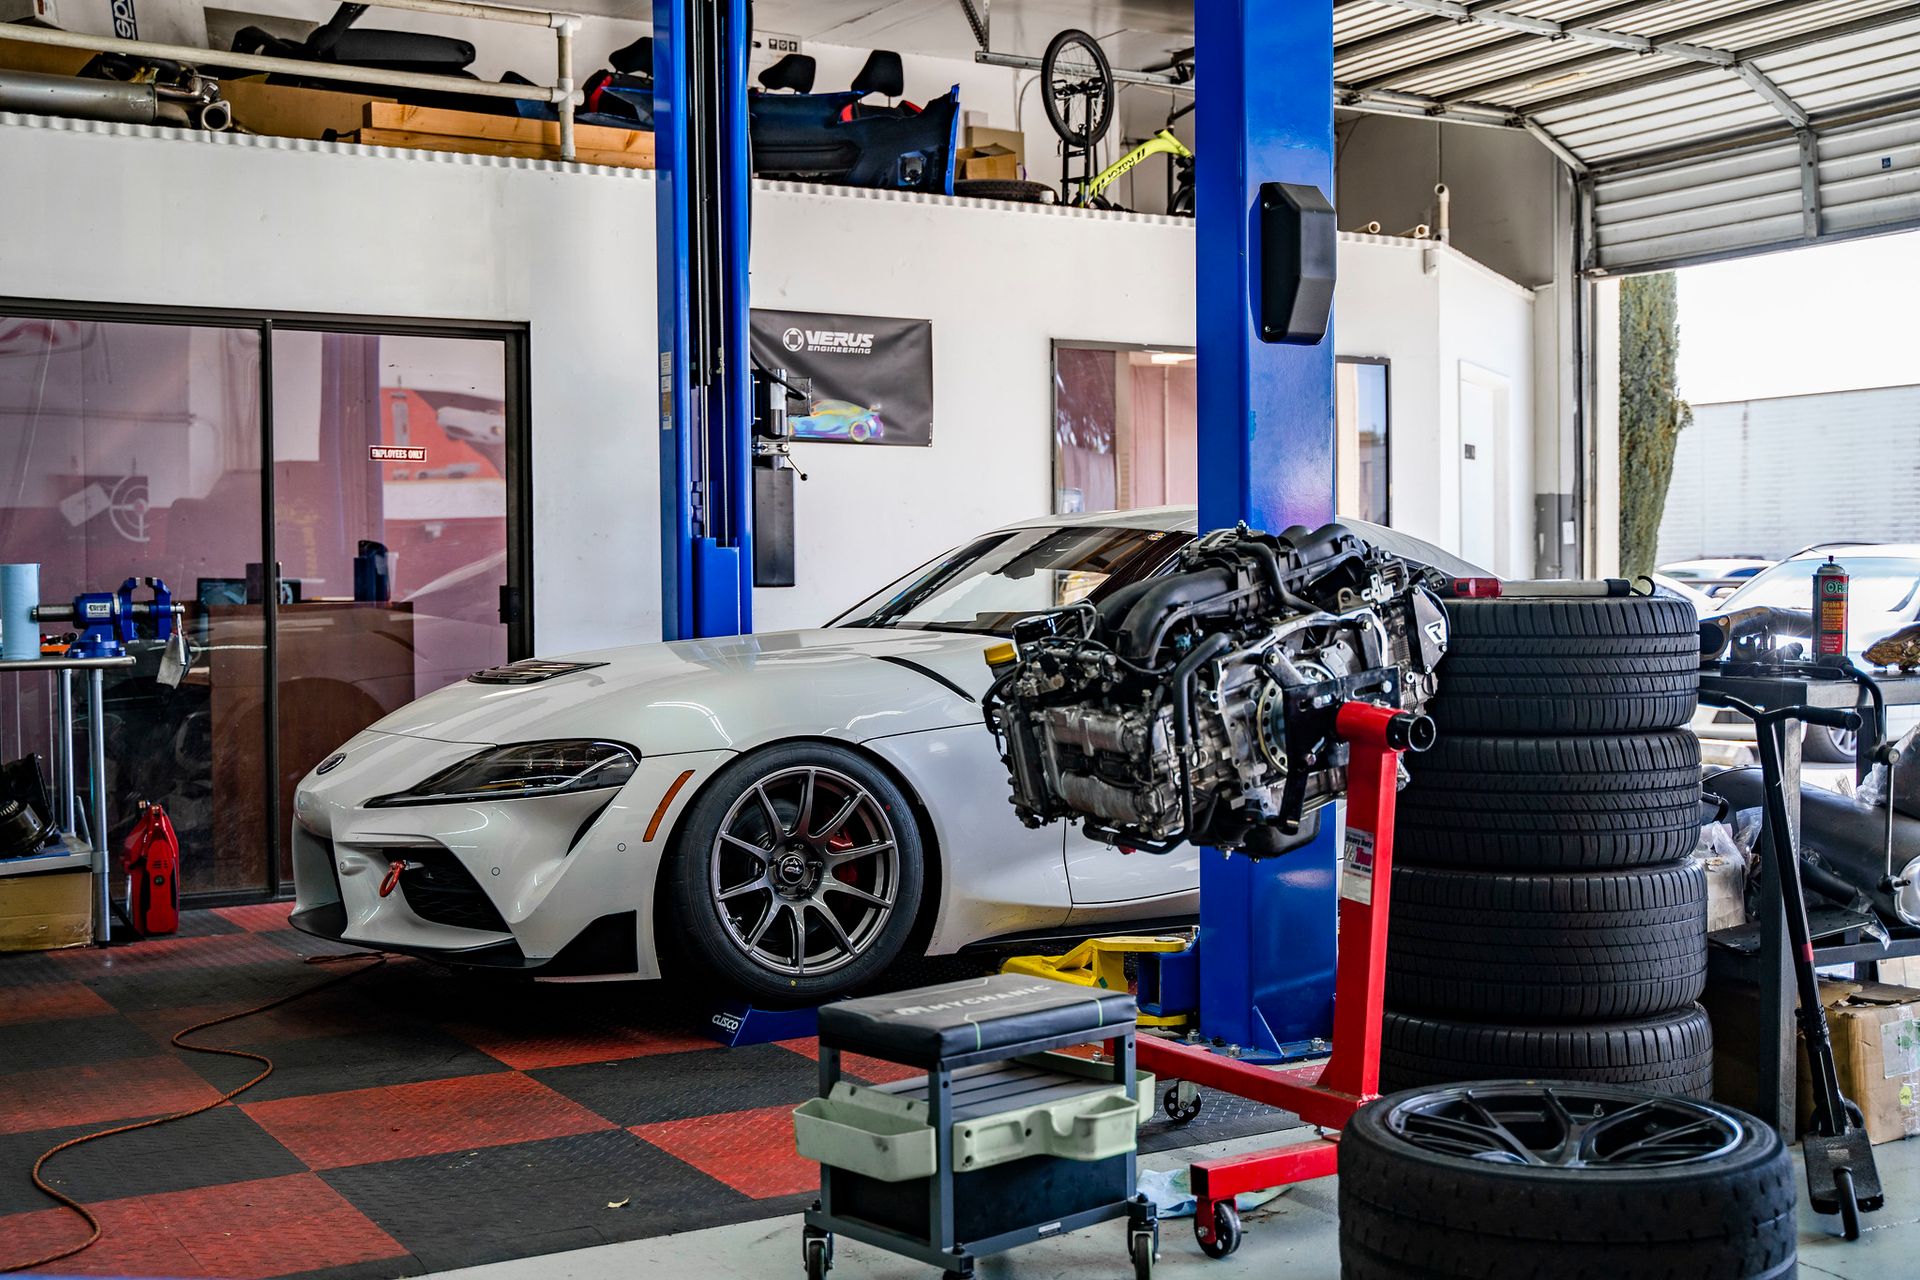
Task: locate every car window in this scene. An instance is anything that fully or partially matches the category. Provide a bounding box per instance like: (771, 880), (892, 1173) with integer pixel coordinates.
(1720, 557), (1920, 626)
(833, 527), (1191, 635)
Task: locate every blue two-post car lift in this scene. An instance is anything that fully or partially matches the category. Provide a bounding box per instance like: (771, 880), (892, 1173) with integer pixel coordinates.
(651, 0), (1346, 1059)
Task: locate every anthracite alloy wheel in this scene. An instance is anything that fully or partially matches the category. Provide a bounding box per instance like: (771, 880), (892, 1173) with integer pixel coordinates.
(667, 742), (925, 1003)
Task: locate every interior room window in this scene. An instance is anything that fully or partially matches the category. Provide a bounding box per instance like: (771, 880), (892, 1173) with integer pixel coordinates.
(0, 310), (523, 901)
(0, 315), (269, 895)
(1053, 342), (1197, 514)
(1337, 357), (1391, 526)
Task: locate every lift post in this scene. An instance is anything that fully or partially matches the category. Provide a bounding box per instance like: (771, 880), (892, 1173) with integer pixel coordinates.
(654, 0), (755, 640)
(1191, 0), (1341, 1055)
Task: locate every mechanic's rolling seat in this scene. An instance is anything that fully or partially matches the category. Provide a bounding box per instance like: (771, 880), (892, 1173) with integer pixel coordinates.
(851, 49), (904, 101)
(758, 52), (817, 94)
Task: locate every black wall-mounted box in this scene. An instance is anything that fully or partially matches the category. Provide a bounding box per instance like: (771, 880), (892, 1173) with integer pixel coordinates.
(1258, 182), (1337, 345)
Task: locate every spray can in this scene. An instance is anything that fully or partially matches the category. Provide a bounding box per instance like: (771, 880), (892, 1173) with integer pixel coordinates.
(1813, 556), (1850, 660)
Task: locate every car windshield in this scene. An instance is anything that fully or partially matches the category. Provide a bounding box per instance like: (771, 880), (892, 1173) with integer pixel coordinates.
(1719, 556), (1920, 630)
(832, 525), (1188, 635)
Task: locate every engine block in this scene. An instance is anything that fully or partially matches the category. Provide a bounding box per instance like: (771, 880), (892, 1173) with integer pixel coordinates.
(982, 523), (1448, 857)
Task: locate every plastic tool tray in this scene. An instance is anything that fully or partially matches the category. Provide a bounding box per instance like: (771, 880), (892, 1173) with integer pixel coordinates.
(795, 1053), (1155, 1181)
(799, 974), (1154, 1273)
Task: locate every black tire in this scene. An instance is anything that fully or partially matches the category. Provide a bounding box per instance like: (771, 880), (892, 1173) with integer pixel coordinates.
(1431, 595), (1700, 733)
(1040, 29), (1115, 148)
(1398, 731), (1702, 870)
(1381, 1004), (1714, 1098)
(1386, 862), (1707, 1021)
(1339, 1082), (1796, 1280)
(664, 742), (925, 1004)
(953, 178), (1054, 204)
(1802, 720), (1858, 764)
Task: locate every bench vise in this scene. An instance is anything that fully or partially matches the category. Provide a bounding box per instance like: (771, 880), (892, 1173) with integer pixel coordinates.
(32, 577), (176, 659)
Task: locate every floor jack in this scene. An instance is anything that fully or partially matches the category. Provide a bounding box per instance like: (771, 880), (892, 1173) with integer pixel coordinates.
(1715, 692), (1885, 1239)
(1133, 700), (1419, 1258)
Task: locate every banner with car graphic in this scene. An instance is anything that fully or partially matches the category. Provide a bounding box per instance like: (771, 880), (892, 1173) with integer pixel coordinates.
(750, 309), (933, 447)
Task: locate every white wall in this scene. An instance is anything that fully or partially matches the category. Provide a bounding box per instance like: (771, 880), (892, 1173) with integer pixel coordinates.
(0, 113), (1538, 647)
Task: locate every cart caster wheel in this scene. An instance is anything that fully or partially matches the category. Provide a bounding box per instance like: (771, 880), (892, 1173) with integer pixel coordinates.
(1163, 1080), (1202, 1125)
(1197, 1200), (1242, 1259)
(1131, 1228), (1156, 1278)
(802, 1229), (832, 1278)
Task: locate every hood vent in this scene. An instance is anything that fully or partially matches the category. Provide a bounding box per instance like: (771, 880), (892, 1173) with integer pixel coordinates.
(469, 659), (608, 686)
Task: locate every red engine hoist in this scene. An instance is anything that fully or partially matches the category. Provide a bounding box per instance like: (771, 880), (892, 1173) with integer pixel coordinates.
(1134, 699), (1415, 1257)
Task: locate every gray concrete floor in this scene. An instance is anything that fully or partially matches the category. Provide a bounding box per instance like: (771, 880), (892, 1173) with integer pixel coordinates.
(428, 1129), (1920, 1280)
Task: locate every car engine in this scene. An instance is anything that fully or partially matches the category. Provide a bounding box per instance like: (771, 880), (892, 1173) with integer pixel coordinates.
(982, 523), (1449, 857)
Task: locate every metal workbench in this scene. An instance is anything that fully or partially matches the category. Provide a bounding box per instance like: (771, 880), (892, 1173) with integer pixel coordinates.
(1702, 669), (1920, 1139)
(0, 654), (135, 943)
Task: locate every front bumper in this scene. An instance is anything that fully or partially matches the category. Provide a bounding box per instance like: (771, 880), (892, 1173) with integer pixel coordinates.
(290, 730), (733, 978)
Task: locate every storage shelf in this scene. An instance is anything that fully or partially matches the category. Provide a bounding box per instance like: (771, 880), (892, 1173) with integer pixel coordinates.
(0, 839), (95, 879)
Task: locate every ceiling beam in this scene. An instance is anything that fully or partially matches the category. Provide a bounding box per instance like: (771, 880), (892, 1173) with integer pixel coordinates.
(1346, 0), (1671, 93)
(1444, 0), (1914, 106)
(1333, 0), (1511, 62)
(1520, 4), (1920, 117)
(1734, 61), (1809, 129)
(1334, 79), (1592, 173)
(1363, 0), (1734, 65)
(953, 0), (987, 52)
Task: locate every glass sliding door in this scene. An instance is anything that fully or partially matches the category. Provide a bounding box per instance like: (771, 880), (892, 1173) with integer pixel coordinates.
(0, 315), (271, 896)
(269, 328), (514, 881)
(0, 306), (525, 902)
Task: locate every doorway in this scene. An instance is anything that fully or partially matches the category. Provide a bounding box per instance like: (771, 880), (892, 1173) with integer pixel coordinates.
(1458, 362), (1511, 573)
(0, 306), (529, 902)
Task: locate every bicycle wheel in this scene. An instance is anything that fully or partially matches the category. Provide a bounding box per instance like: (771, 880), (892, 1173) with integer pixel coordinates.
(1041, 29), (1115, 149)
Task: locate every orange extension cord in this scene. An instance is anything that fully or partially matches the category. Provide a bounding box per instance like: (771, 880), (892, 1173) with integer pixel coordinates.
(2, 952), (390, 1274)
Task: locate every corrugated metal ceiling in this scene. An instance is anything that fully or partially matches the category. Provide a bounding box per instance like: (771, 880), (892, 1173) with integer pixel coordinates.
(1333, 0), (1920, 173)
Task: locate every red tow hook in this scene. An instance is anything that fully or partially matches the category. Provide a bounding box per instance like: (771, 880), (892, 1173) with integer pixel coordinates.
(379, 859), (416, 898)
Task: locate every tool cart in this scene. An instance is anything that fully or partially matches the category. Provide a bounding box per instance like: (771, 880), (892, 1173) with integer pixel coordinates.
(795, 974), (1157, 1278)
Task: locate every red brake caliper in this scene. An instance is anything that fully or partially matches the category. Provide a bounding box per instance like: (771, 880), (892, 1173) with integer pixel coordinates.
(828, 832), (858, 884)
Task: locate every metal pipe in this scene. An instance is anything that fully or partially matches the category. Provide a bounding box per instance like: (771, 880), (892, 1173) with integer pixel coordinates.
(87, 668), (107, 943)
(554, 15), (576, 160)
(976, 49), (1195, 93)
(56, 668), (73, 836)
(0, 24), (579, 105)
(1434, 183), (1450, 244)
(373, 0), (567, 28)
(0, 68), (168, 125)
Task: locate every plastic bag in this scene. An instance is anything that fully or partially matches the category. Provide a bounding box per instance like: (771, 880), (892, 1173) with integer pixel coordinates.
(1136, 1165), (1289, 1219)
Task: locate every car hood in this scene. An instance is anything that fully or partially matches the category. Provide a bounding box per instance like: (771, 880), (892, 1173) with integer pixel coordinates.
(366, 627), (998, 755)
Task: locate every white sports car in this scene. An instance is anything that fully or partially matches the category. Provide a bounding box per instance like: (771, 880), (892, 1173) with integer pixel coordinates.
(291, 507), (1474, 1001)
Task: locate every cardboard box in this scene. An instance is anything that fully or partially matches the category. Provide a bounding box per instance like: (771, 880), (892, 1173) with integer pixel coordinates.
(1801, 981), (1920, 1145)
(0, 869), (92, 953)
(963, 125), (1025, 163)
(957, 147), (1020, 182)
(355, 102), (656, 170)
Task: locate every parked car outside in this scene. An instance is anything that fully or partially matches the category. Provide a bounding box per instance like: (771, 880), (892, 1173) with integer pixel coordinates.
(1693, 544), (1920, 764)
(1658, 557), (1773, 599)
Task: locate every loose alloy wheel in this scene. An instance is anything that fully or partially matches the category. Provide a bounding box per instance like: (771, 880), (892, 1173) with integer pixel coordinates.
(1339, 1082), (1796, 1279)
(668, 744), (925, 1002)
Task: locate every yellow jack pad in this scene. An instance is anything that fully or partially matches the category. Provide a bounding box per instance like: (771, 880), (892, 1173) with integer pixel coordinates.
(1000, 935), (1193, 1028)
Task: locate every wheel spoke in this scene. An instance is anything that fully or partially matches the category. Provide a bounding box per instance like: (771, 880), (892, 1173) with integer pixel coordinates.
(720, 832), (771, 858)
(813, 792), (861, 841)
(754, 783), (787, 838)
(796, 768), (818, 838)
(717, 874), (770, 902)
(1458, 1095), (1546, 1165)
(789, 905), (807, 975)
(823, 879), (891, 909)
(744, 901), (781, 949)
(809, 902), (857, 957)
(825, 839), (893, 867)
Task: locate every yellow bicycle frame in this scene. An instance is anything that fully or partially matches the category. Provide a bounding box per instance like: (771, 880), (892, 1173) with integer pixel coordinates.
(1079, 128), (1195, 207)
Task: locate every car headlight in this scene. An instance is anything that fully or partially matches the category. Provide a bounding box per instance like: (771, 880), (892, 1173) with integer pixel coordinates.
(367, 741), (639, 807)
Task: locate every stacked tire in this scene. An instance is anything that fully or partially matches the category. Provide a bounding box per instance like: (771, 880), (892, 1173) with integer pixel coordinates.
(1382, 594), (1715, 1098)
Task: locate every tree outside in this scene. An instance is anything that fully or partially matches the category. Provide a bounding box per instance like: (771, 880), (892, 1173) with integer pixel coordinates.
(1618, 273), (1691, 581)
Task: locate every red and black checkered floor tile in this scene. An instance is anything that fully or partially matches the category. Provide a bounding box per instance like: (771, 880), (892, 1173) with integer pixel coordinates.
(0, 906), (1298, 1277)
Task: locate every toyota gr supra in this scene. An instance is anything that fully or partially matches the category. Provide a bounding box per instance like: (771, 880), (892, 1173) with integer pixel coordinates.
(291, 507), (1477, 1002)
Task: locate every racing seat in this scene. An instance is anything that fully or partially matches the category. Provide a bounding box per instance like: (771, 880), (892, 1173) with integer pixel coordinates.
(758, 53), (817, 94)
(851, 49), (903, 100)
(749, 48), (958, 194)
